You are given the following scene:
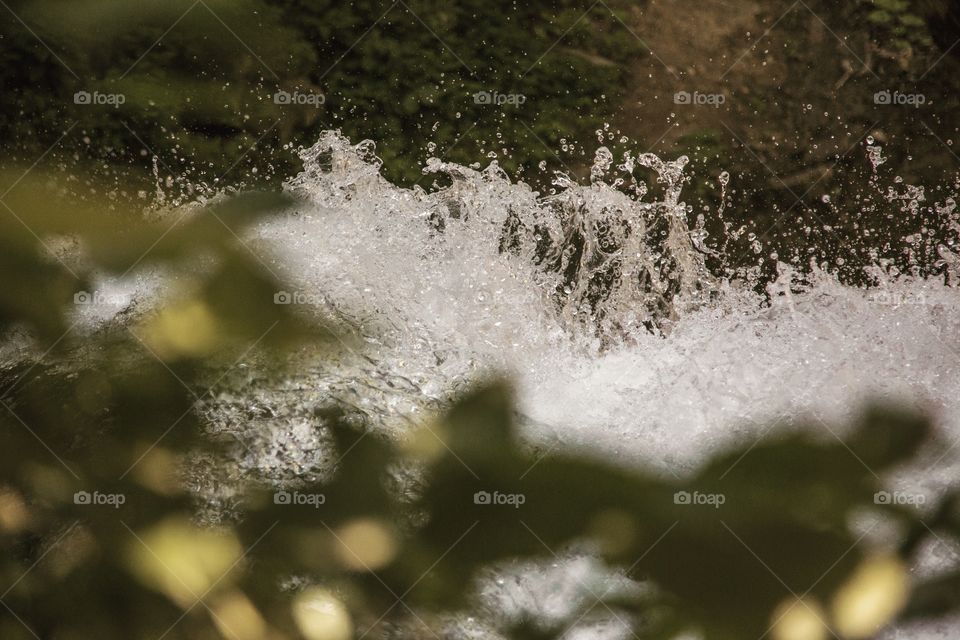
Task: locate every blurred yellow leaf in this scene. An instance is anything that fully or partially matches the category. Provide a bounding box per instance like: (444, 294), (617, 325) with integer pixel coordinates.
(0, 488), (30, 534)
(210, 589), (268, 640)
(291, 588), (353, 640)
(831, 554), (909, 639)
(141, 299), (221, 360)
(770, 597), (827, 640)
(126, 517), (243, 607)
(130, 446), (182, 496)
(332, 518), (398, 572)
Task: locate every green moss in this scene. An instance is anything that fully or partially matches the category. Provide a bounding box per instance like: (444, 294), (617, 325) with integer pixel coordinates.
(860, 0), (933, 51)
(899, 13), (926, 27)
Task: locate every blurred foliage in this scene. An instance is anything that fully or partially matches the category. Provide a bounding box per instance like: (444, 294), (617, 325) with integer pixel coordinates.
(2, 1), (960, 637)
(860, 0), (934, 52)
(277, 0), (643, 183)
(0, 176), (958, 639)
(3, 0), (959, 291)
(0, 0), (643, 190)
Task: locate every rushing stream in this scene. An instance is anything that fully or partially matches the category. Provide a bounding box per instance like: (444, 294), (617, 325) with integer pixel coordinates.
(243, 131), (960, 474)
(80, 130), (960, 638)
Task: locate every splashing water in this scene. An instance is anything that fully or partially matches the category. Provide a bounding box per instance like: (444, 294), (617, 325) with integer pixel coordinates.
(241, 131), (960, 637)
(66, 129), (960, 638)
(250, 131), (959, 467)
(280, 131), (721, 343)
(63, 128), (959, 496)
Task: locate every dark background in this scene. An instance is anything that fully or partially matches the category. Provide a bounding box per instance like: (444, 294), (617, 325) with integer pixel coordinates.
(1, 0), (959, 281)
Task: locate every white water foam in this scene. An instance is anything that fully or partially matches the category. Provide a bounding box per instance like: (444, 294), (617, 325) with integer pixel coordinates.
(250, 131), (959, 477)
(56, 129), (960, 638)
(245, 131), (960, 638)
